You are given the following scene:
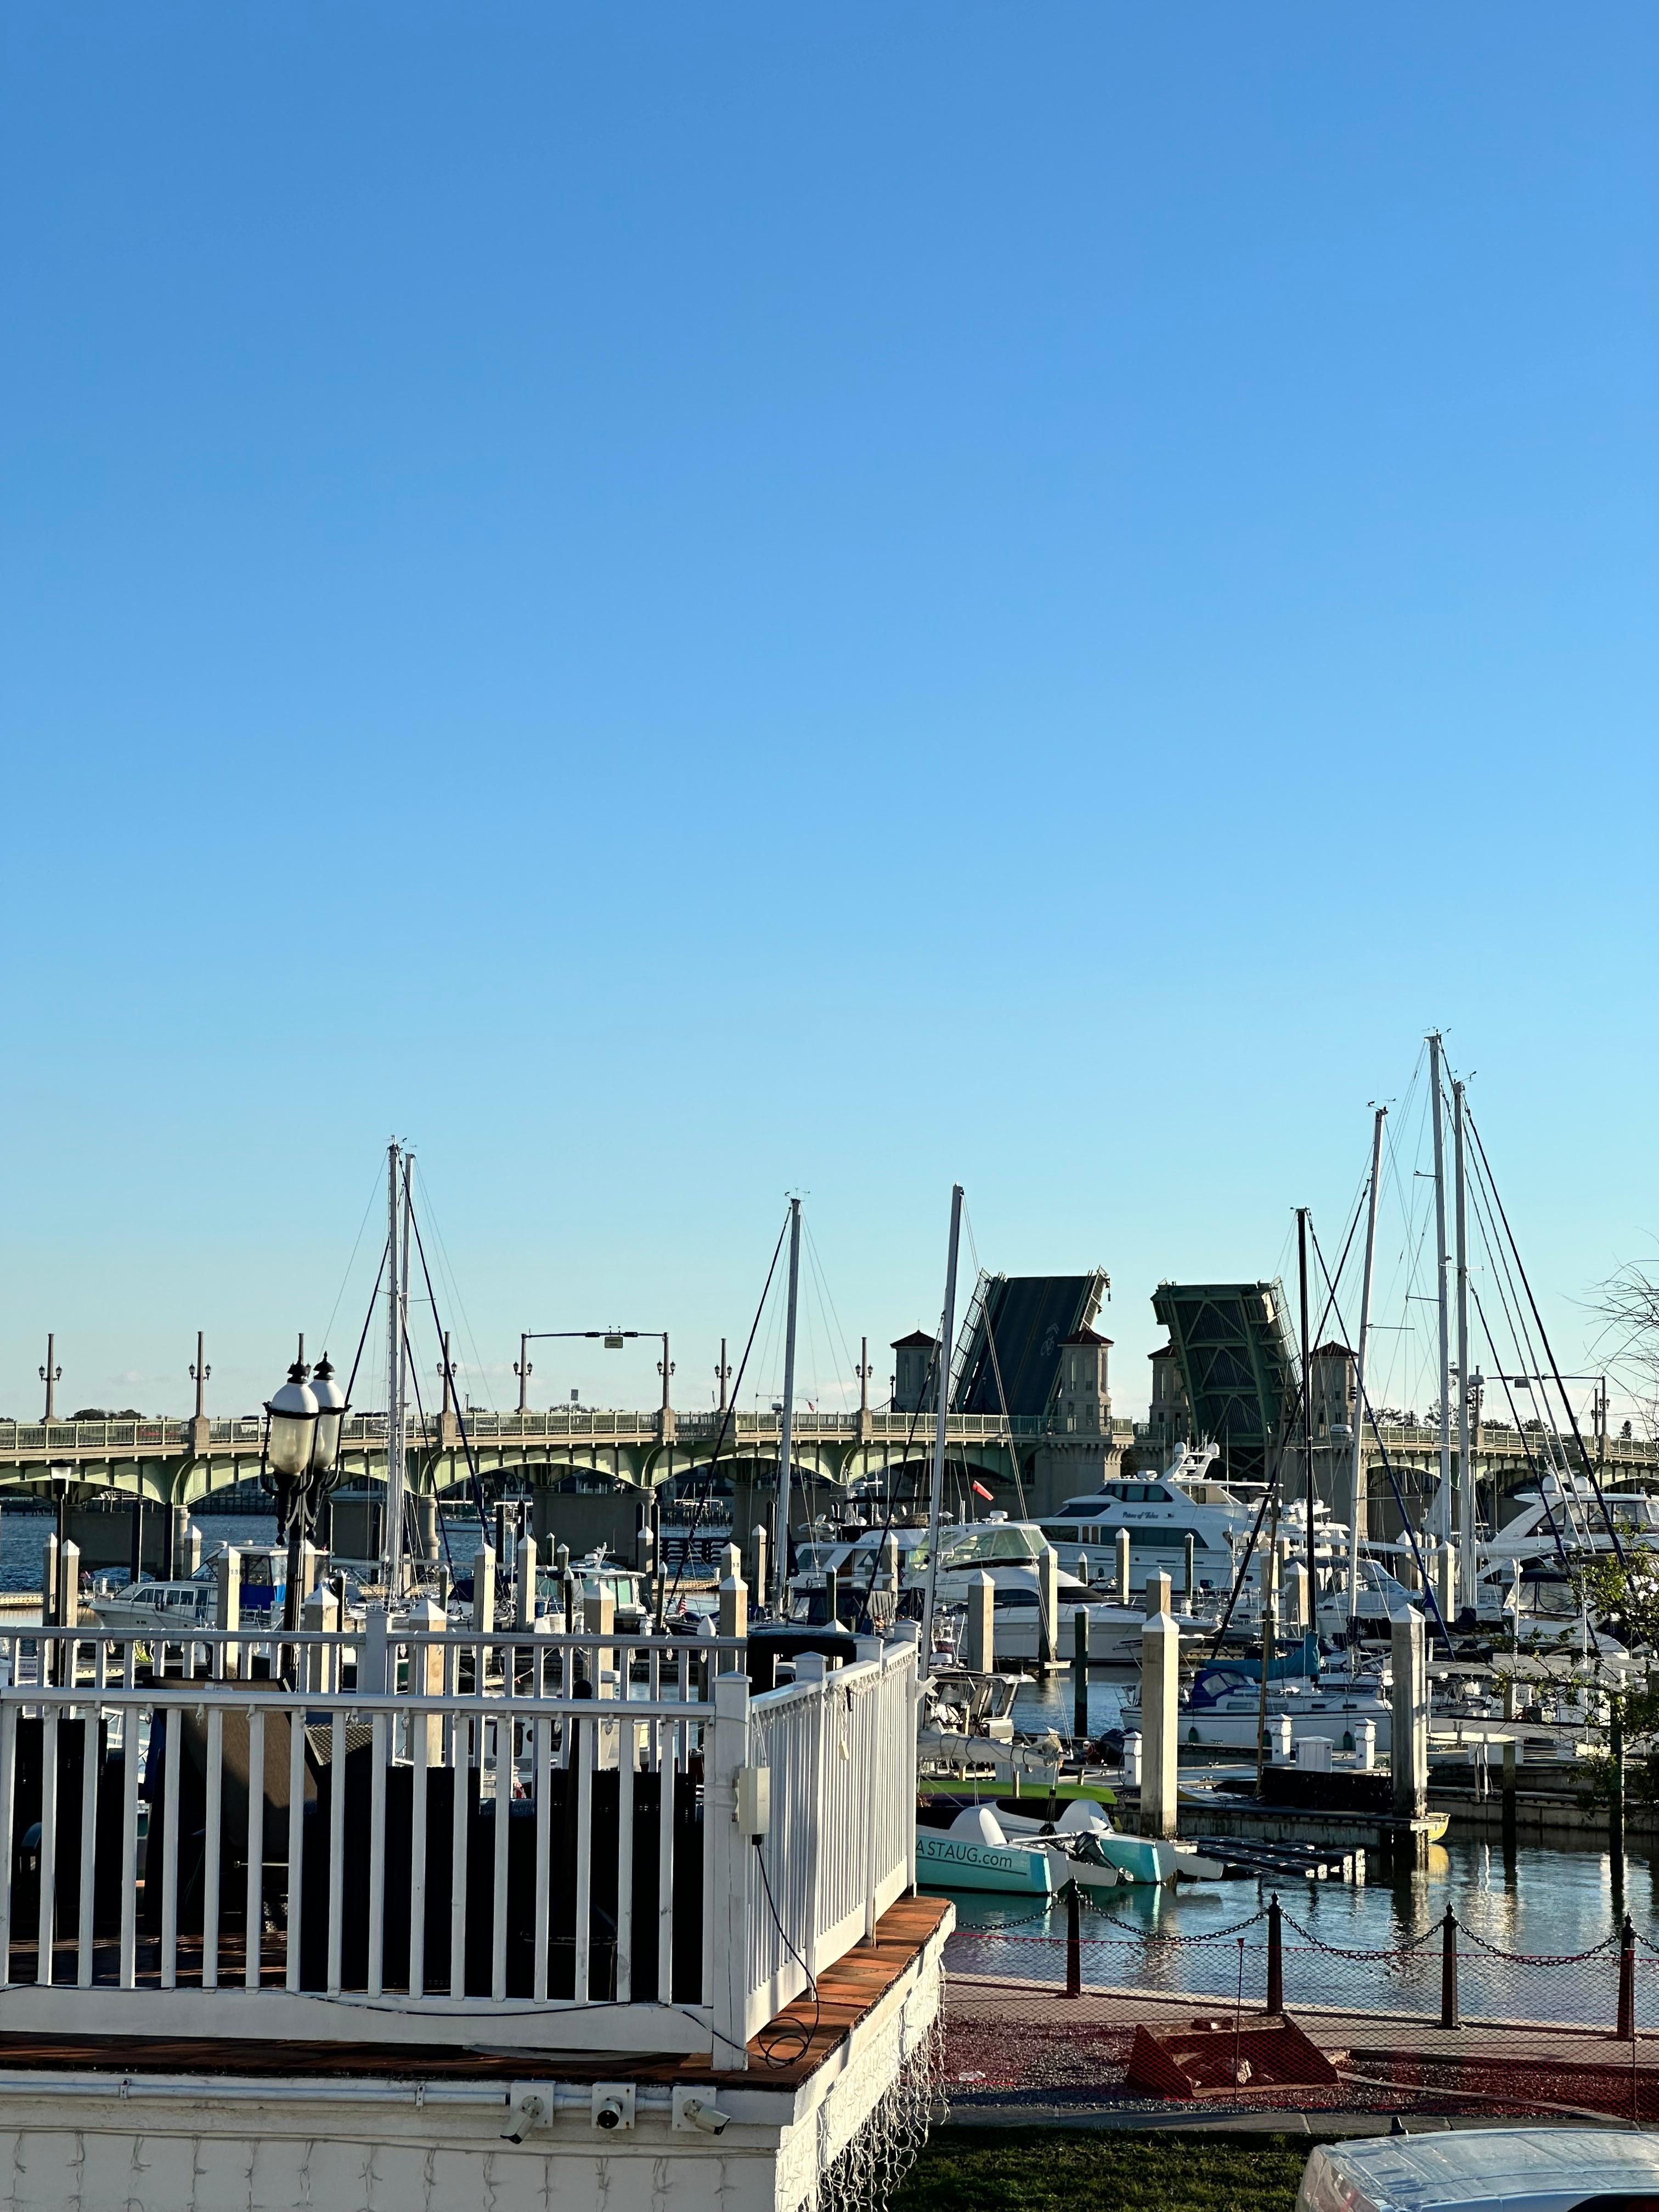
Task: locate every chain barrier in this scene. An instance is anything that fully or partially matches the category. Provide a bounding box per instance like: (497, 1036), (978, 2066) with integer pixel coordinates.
(1454, 1922), (1620, 1967)
(948, 1903), (1267, 1949)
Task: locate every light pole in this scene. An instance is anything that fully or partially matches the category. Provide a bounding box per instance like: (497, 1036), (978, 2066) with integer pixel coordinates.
(264, 1345), (346, 1629)
(190, 1333), (211, 1418)
(40, 1335), (61, 1422)
(516, 1334), (533, 1416)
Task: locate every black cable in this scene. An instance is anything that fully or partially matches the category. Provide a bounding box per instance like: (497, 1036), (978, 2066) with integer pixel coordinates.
(1465, 1108), (1627, 1567)
(751, 1840), (821, 2067)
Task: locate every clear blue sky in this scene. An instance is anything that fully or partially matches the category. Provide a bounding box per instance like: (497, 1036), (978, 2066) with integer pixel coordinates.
(2, 4), (1654, 1425)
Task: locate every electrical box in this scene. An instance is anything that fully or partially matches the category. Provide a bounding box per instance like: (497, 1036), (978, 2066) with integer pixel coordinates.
(735, 1764), (771, 1840)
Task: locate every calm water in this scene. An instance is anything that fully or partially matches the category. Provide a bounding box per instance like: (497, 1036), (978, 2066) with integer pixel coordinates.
(935, 1669), (1655, 2020)
(0, 1504), (506, 1601)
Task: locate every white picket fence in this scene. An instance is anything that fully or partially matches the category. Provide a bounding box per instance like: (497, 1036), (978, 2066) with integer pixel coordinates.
(0, 1627), (918, 2067)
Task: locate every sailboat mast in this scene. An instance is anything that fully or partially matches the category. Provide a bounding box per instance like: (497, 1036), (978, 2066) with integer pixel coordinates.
(920, 1184), (964, 1664)
(1429, 1032), (1452, 1542)
(1297, 1206), (1314, 1577)
(774, 1198), (802, 1612)
(383, 1139), (405, 1594)
(1347, 1107), (1386, 1623)
(1454, 1078), (1474, 1614)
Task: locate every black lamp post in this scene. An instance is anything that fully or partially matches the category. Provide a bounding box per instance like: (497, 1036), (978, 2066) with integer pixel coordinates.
(265, 1351), (347, 1630)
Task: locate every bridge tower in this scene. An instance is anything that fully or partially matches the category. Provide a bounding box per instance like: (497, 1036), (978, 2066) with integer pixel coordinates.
(1028, 1325), (1120, 1517)
(890, 1331), (937, 1414)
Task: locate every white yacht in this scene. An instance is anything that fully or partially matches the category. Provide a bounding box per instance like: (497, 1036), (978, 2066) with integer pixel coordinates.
(909, 1517), (1206, 1662)
(1481, 1472), (1659, 1573)
(1036, 1442), (1263, 1592)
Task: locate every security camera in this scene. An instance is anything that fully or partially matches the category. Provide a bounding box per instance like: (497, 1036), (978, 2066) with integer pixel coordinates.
(503, 2091), (549, 2145)
(673, 2087), (732, 2135)
(590, 2084), (635, 2132)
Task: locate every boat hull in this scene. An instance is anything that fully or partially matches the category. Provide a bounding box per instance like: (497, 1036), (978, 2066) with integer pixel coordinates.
(915, 1832), (1055, 1894)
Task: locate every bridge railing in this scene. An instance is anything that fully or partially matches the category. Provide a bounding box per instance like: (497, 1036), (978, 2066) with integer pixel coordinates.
(0, 1627), (915, 2062)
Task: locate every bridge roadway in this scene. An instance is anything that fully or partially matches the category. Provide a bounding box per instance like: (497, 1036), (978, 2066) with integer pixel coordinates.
(0, 1404), (1652, 1515)
(0, 1406), (1056, 1509)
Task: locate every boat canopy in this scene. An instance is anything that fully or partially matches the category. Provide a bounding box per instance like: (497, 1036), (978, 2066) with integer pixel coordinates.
(1187, 1631), (1323, 1709)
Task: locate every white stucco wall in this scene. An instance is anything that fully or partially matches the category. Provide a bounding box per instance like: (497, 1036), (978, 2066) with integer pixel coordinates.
(0, 1921), (948, 2212)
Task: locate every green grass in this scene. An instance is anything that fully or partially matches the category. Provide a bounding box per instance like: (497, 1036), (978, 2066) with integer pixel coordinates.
(892, 2127), (1314, 2212)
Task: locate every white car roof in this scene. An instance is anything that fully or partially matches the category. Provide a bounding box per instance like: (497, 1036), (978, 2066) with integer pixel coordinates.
(1300, 2128), (1659, 2212)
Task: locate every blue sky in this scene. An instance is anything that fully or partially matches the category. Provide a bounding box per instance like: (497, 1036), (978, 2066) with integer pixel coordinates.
(1, 4), (1654, 1424)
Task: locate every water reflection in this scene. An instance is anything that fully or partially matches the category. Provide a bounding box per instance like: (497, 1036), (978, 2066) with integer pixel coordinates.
(941, 1827), (1655, 2023)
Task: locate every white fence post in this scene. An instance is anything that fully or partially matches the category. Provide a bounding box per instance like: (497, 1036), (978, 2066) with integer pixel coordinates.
(893, 1622), (922, 1893)
(217, 1548), (242, 1679)
(359, 1604), (389, 1696)
(856, 1635), (883, 1944)
(794, 1652), (829, 1975)
(708, 1668), (751, 2068)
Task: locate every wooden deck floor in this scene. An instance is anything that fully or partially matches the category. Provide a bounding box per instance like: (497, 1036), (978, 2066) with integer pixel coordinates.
(0, 1894), (952, 2095)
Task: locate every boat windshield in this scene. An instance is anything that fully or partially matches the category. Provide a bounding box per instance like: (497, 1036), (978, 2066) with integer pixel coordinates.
(911, 1526), (1042, 1570)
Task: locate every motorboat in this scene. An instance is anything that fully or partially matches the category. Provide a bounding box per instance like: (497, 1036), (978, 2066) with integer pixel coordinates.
(913, 1803), (1055, 1894)
(921, 1663), (1022, 1745)
(1036, 1443), (1256, 1592)
(989, 1795), (1172, 1884)
(1482, 1472), (1659, 1575)
(909, 1517), (1207, 1661)
(88, 1545), (288, 1633)
(1122, 1635), (1395, 1754)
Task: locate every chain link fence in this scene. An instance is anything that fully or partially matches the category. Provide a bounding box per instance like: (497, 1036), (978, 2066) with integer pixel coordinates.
(944, 1894), (1659, 2119)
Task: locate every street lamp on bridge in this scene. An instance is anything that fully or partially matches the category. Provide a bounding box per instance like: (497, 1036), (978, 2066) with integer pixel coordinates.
(40, 1335), (61, 1422)
(523, 1328), (675, 1434)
